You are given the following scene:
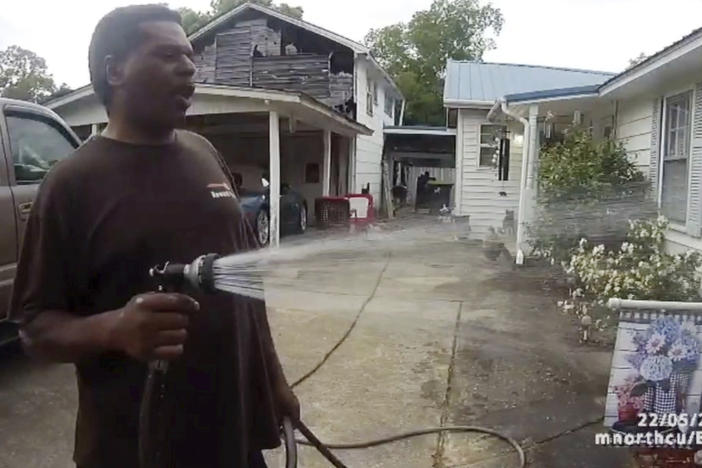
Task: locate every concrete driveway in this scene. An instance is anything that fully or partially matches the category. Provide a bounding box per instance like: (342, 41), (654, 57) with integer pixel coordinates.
(0, 226), (634, 467)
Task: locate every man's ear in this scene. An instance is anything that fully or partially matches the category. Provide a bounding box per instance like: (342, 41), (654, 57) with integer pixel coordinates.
(104, 55), (126, 87)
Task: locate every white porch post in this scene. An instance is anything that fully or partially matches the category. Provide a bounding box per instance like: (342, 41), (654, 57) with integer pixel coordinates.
(269, 111), (281, 248)
(91, 123), (99, 136)
(515, 104), (539, 265)
(322, 129), (332, 196)
(527, 105), (539, 189)
(348, 137), (357, 193)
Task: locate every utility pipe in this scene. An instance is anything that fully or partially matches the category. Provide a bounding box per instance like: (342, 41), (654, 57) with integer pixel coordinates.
(496, 100), (530, 265)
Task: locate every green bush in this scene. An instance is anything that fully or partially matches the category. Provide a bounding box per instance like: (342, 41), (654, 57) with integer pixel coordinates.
(528, 130), (652, 263)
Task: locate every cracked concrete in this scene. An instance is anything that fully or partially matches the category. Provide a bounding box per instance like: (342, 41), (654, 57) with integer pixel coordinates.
(0, 227), (634, 467)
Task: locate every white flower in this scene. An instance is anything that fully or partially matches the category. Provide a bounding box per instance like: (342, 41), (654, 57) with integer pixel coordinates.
(646, 333), (666, 354)
(669, 342), (690, 362)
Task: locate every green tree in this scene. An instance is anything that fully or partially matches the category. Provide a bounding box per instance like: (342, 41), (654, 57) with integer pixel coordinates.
(178, 7), (212, 35)
(628, 52), (648, 69)
(0, 45), (62, 102)
(365, 0), (503, 125)
(179, 0), (304, 35)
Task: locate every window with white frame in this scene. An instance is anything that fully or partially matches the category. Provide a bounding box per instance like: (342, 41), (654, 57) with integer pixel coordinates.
(366, 77), (374, 117)
(479, 124), (506, 167)
(661, 90), (693, 224)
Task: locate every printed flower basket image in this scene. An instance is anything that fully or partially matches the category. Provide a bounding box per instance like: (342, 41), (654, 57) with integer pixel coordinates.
(619, 317), (702, 424)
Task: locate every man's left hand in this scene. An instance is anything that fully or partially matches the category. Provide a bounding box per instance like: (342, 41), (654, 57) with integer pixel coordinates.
(274, 381), (300, 424)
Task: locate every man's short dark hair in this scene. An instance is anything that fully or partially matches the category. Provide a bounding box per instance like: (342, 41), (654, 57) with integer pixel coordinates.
(89, 4), (182, 107)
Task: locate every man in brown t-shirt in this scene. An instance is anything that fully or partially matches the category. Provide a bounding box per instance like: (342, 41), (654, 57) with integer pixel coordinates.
(10, 5), (298, 467)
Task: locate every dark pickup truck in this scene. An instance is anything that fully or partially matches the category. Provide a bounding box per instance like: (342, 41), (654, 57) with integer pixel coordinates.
(0, 98), (80, 342)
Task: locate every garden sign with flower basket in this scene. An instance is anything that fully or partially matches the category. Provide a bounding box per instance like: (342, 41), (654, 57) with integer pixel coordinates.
(606, 301), (702, 465)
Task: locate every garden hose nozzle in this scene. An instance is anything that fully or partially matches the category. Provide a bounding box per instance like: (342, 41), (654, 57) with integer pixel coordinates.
(149, 253), (220, 294)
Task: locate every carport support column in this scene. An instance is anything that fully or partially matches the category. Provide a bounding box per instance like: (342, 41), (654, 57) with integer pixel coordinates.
(269, 111), (281, 248)
(322, 130), (332, 196)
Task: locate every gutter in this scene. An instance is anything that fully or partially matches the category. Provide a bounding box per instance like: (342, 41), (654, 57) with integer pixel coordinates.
(491, 99), (530, 266)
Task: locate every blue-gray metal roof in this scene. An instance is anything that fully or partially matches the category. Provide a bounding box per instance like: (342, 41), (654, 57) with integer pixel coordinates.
(443, 61), (615, 104)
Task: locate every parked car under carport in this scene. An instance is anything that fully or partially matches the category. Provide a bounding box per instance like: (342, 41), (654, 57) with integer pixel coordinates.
(239, 179), (308, 246)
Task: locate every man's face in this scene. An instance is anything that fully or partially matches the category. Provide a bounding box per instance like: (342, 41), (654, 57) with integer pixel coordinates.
(116, 21), (196, 129)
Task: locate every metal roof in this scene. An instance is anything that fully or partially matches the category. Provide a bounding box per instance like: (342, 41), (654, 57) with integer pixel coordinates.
(443, 61), (614, 105)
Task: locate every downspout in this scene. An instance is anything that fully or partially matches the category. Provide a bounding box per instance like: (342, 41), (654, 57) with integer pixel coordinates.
(399, 99), (406, 126)
(498, 100), (531, 266)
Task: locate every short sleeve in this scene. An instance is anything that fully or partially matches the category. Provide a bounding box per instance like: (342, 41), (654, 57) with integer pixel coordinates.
(9, 168), (75, 325)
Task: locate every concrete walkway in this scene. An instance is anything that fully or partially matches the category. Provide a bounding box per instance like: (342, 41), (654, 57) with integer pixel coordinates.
(262, 237), (634, 467)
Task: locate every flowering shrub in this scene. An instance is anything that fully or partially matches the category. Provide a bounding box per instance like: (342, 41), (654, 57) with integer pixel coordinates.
(528, 129), (652, 263)
(566, 217), (702, 302)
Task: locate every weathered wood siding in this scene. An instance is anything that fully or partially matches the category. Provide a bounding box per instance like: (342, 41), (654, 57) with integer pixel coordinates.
(252, 54), (330, 99)
(192, 17), (353, 106)
(456, 109), (523, 237)
(329, 72), (353, 108)
(194, 42), (216, 83)
(215, 30), (254, 86)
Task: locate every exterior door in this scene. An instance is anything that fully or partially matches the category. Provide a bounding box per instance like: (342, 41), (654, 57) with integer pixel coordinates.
(0, 107), (79, 321)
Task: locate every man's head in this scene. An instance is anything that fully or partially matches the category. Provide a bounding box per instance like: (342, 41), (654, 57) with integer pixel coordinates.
(89, 5), (196, 131)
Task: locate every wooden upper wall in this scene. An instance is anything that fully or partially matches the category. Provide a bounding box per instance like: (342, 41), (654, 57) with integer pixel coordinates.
(192, 17), (354, 112)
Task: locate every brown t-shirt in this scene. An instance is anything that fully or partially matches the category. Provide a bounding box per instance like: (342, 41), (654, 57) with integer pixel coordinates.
(10, 131), (281, 467)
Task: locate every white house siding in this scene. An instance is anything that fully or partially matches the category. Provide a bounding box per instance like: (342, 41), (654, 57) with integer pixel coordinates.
(612, 73), (702, 254)
(456, 109), (523, 237)
(353, 58), (395, 202)
(615, 96), (654, 171)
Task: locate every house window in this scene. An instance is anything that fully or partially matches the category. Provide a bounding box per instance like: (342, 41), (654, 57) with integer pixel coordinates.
(479, 124), (506, 167)
(661, 90), (693, 224)
(366, 78), (374, 117)
(384, 93), (394, 118)
(373, 82), (378, 105)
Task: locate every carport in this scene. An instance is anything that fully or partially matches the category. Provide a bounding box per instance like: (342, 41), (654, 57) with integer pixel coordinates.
(46, 84), (372, 247)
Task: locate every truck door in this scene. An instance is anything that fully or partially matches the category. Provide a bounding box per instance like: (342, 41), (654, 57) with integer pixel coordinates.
(0, 120), (16, 322)
(0, 106), (79, 322)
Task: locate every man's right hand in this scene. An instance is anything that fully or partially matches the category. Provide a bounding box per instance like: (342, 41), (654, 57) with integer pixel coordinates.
(108, 293), (200, 361)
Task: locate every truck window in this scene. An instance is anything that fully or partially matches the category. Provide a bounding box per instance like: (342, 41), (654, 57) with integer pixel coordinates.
(6, 113), (77, 184)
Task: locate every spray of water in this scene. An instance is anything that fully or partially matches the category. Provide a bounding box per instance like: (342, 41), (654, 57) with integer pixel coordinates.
(211, 218), (471, 300)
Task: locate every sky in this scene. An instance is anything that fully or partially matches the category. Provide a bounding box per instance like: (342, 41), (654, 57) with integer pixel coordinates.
(1, 0), (702, 89)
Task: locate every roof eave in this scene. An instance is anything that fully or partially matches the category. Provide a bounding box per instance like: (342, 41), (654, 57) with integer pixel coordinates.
(443, 99), (495, 109)
(44, 84), (94, 109)
(600, 27), (702, 96)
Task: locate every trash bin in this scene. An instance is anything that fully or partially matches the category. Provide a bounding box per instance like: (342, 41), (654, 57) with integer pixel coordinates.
(426, 182), (453, 214)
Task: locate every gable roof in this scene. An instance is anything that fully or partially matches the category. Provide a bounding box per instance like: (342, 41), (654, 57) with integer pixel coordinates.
(443, 61), (615, 106)
(188, 2), (402, 99)
(189, 2), (368, 53)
